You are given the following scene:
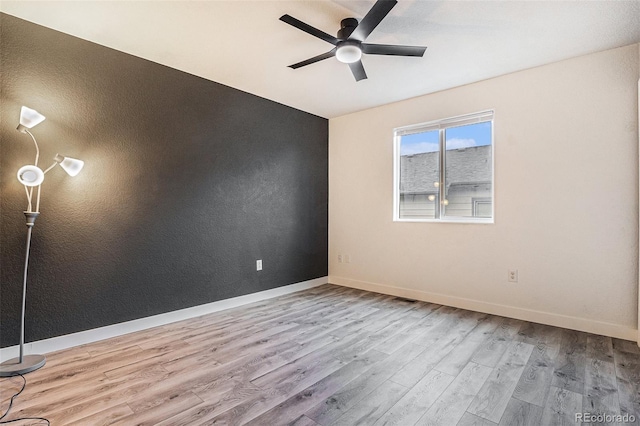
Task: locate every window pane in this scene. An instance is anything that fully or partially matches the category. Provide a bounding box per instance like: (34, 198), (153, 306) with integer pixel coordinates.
(473, 199), (492, 217)
(399, 130), (439, 219)
(443, 122), (492, 218)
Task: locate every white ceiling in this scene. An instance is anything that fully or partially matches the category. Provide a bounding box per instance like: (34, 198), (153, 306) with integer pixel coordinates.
(2, 1), (639, 118)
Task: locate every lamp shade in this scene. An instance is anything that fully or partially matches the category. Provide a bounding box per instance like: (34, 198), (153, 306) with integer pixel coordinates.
(18, 106), (46, 129)
(17, 165), (45, 187)
(336, 43), (362, 64)
(54, 154), (84, 177)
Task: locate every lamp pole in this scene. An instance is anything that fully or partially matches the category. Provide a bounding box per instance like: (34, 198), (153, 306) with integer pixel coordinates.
(20, 213), (42, 360)
(0, 215), (47, 378)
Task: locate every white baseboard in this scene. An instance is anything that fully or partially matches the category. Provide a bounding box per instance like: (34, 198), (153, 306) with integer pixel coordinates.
(330, 276), (638, 342)
(0, 277), (328, 362)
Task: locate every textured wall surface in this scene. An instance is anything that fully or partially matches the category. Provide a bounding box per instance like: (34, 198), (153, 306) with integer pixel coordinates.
(0, 14), (328, 348)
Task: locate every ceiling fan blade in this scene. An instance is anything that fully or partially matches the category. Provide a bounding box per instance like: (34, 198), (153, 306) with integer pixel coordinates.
(349, 0), (397, 42)
(362, 44), (427, 57)
(348, 60), (368, 81)
(280, 15), (339, 46)
(288, 49), (337, 69)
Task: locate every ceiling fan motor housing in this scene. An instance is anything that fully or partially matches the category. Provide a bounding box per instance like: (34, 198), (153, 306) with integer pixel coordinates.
(337, 18), (359, 39)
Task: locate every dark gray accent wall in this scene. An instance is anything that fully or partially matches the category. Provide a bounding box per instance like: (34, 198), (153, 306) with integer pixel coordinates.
(0, 14), (328, 348)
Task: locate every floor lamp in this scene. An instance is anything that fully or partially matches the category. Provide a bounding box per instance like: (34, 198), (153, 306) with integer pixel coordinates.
(0, 106), (84, 377)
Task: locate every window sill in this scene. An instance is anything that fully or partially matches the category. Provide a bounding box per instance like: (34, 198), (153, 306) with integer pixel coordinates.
(393, 218), (494, 224)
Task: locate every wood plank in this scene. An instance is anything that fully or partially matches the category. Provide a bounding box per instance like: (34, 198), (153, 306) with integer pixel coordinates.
(81, 325), (175, 356)
(161, 336), (298, 374)
(457, 412), (497, 426)
(434, 316), (501, 376)
(189, 323), (315, 366)
(408, 306), (465, 347)
(169, 335), (338, 409)
(25, 345), (149, 388)
(12, 352), (164, 412)
(147, 340), (300, 409)
(497, 398), (543, 426)
(246, 335), (341, 383)
(14, 365), (169, 424)
(105, 338), (199, 380)
(245, 350), (389, 425)
(417, 362), (493, 426)
(182, 321), (301, 358)
(540, 386), (582, 426)
(290, 415), (321, 426)
(373, 369), (454, 426)
(330, 307), (430, 364)
(467, 341), (534, 423)
(304, 343), (426, 425)
(371, 303), (442, 354)
(471, 317), (523, 368)
(512, 323), (562, 406)
(113, 391), (204, 426)
(156, 381), (265, 425)
(250, 338), (371, 390)
(358, 303), (426, 335)
(204, 358), (347, 425)
(38, 346), (92, 369)
(612, 345), (640, 421)
(66, 402), (133, 426)
(160, 332), (361, 425)
(515, 322), (562, 349)
(586, 334), (614, 363)
(583, 357), (620, 423)
(612, 338), (640, 355)
(145, 336), (337, 417)
(292, 316), (364, 345)
(124, 339), (294, 413)
(550, 328), (587, 393)
(390, 310), (487, 388)
(330, 381), (408, 426)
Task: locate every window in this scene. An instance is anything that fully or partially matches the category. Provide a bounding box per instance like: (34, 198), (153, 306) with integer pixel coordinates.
(394, 110), (494, 223)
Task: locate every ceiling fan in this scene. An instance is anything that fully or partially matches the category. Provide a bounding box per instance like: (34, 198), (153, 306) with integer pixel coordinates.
(280, 0), (427, 82)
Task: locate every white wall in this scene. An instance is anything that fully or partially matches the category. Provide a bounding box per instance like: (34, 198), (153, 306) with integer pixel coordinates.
(329, 43), (640, 340)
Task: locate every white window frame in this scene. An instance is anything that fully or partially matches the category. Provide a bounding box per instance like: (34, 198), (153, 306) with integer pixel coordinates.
(393, 110), (495, 224)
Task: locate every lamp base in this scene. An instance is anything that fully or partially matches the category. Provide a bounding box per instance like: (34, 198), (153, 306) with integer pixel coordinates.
(0, 354), (46, 377)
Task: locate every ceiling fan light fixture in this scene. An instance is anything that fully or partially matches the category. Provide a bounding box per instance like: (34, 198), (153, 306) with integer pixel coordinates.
(336, 43), (362, 64)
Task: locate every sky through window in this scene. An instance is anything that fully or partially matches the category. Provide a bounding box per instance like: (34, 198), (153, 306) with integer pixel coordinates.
(400, 122), (491, 156)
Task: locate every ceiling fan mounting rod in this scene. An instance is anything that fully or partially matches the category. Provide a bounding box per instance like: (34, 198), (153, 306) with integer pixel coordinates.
(337, 18), (359, 40)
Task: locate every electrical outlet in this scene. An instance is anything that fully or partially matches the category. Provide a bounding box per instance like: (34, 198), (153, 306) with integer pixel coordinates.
(345, 254), (351, 264)
(338, 254), (343, 263)
(508, 269), (518, 282)
(256, 259), (262, 271)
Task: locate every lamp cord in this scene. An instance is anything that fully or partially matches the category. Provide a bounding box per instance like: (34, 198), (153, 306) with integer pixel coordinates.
(0, 374), (50, 425)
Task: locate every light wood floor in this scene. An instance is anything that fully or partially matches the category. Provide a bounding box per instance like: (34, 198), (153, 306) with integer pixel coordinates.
(2, 284), (639, 425)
